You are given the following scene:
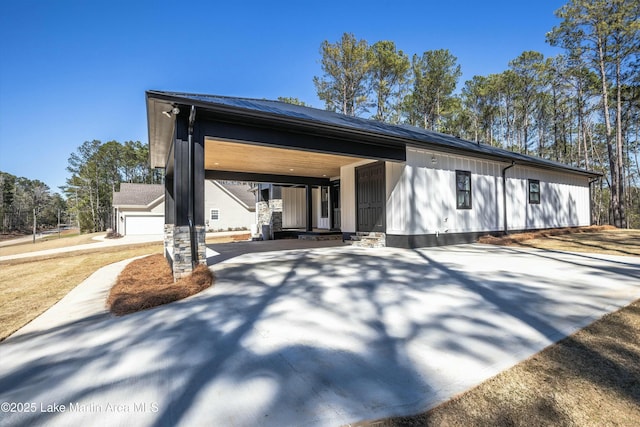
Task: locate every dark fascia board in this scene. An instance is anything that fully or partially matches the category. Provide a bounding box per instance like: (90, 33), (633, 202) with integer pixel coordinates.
(150, 91), (407, 160)
(147, 90), (602, 178)
(148, 90), (408, 144)
(196, 115), (406, 162)
(205, 170), (331, 186)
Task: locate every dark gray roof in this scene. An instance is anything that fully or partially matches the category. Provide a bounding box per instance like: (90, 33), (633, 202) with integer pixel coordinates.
(113, 183), (164, 206)
(213, 181), (255, 211)
(147, 90), (600, 177)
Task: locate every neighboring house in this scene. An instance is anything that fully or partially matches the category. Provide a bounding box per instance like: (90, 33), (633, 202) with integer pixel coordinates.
(113, 181), (255, 236)
(146, 91), (601, 277)
(112, 183), (164, 235)
(204, 180), (255, 232)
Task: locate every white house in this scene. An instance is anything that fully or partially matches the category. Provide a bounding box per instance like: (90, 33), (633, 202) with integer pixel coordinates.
(145, 91), (600, 276)
(263, 150), (590, 247)
(112, 183), (165, 235)
(341, 151), (591, 247)
(113, 181), (255, 236)
(204, 180), (255, 232)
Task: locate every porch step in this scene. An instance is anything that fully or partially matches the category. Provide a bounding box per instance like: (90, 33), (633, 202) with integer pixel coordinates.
(349, 232), (386, 248)
(297, 234), (343, 241)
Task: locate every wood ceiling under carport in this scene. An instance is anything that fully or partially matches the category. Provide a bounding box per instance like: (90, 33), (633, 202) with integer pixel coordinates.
(205, 138), (367, 179)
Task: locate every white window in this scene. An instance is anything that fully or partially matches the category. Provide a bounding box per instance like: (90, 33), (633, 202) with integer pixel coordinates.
(210, 209), (220, 221)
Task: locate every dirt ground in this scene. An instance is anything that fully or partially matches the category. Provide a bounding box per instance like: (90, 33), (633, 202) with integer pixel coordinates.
(206, 232), (251, 244)
(515, 229), (640, 257)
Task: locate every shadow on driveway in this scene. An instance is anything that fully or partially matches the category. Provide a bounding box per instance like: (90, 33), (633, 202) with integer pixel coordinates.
(1, 244), (639, 426)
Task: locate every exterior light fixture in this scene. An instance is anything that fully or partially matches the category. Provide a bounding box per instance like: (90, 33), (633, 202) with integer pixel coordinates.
(431, 155), (437, 164)
(162, 107), (180, 118)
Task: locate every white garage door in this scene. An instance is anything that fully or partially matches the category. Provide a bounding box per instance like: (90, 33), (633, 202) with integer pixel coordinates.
(125, 216), (164, 235)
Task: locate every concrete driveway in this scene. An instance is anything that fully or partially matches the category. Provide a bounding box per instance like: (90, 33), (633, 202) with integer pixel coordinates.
(1, 243), (639, 426)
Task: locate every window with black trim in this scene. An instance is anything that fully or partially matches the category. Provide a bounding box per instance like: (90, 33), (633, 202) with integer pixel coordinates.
(528, 179), (540, 204)
(320, 187), (329, 218)
(210, 209), (220, 220)
(260, 188), (269, 202)
(456, 170), (472, 209)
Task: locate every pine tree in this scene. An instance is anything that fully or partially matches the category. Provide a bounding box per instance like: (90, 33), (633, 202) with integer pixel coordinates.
(313, 33), (371, 116)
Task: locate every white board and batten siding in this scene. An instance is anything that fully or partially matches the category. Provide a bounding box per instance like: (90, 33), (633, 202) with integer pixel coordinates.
(282, 187), (330, 229)
(386, 149), (504, 235)
(339, 148), (590, 236)
(282, 187), (306, 228)
(385, 147), (590, 236)
(505, 166), (590, 230)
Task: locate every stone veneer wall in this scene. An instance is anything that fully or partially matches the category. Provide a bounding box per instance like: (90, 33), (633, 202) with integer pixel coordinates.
(165, 224), (207, 280)
(269, 199), (283, 232)
(256, 201), (269, 235)
(256, 199), (282, 239)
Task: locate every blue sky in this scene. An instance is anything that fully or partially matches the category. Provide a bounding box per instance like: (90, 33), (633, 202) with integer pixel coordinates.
(0, 0), (565, 193)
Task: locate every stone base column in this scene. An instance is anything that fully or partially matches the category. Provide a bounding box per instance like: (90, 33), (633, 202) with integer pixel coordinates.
(167, 225), (207, 280)
(269, 199), (282, 234)
(256, 199), (283, 239)
(194, 225), (207, 267)
(256, 200), (270, 237)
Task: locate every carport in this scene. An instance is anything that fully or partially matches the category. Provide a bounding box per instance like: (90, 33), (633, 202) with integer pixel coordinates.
(147, 91), (599, 279)
(146, 91), (405, 278)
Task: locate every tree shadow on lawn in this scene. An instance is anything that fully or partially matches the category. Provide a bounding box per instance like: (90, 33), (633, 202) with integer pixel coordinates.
(0, 245), (638, 426)
(522, 234), (640, 257)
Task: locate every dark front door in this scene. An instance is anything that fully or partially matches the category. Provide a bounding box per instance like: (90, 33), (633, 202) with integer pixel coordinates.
(356, 162), (385, 232)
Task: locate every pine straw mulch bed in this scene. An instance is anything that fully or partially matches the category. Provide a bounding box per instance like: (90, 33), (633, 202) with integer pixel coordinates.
(107, 254), (213, 316)
(477, 225), (617, 246)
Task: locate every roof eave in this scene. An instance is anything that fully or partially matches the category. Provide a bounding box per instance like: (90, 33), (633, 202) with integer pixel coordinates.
(146, 91), (601, 178)
(146, 92), (176, 169)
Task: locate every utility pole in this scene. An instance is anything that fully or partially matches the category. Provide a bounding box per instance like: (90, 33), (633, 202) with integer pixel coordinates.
(58, 208), (61, 239)
(32, 208), (36, 244)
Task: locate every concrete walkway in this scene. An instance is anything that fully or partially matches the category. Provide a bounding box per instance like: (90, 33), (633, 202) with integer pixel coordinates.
(1, 243), (639, 427)
(0, 235), (162, 262)
(0, 233), (48, 248)
(0, 230), (250, 262)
